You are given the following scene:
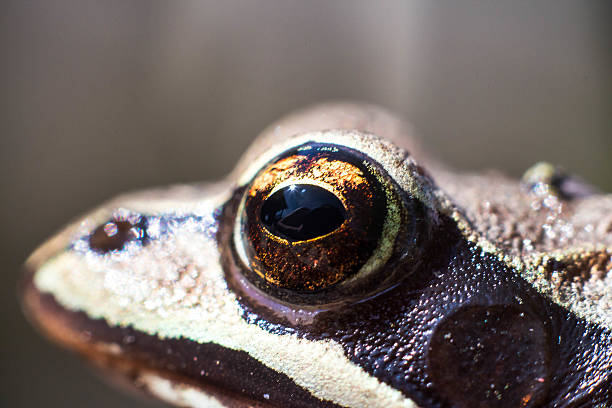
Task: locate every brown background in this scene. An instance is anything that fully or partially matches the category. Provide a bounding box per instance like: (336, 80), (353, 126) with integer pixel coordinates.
(2, 1), (611, 407)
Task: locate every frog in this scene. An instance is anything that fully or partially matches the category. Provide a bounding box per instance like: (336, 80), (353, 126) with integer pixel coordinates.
(20, 102), (612, 408)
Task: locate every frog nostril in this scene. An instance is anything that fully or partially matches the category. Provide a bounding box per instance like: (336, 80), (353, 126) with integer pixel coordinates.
(260, 184), (347, 241)
(89, 213), (147, 253)
(427, 305), (551, 408)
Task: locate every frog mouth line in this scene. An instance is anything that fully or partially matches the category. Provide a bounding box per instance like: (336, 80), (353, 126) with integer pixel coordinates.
(20, 265), (343, 408)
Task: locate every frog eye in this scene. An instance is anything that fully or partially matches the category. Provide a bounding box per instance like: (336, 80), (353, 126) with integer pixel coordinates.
(230, 142), (430, 305)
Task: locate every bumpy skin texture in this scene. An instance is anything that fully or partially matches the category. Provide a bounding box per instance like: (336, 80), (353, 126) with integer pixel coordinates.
(21, 103), (612, 408)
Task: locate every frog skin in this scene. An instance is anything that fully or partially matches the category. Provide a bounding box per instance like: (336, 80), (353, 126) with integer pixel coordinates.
(21, 102), (612, 408)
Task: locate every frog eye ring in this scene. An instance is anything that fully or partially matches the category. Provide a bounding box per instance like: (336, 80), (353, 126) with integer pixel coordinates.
(230, 142), (431, 305)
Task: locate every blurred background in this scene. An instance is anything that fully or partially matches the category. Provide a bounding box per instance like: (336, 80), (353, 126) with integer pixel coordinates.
(2, 1), (611, 407)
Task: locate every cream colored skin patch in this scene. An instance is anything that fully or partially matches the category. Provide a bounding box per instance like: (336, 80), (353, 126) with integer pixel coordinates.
(23, 102), (612, 407)
(141, 373), (229, 408)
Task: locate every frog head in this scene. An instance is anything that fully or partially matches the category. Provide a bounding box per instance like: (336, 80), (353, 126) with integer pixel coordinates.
(22, 103), (612, 407)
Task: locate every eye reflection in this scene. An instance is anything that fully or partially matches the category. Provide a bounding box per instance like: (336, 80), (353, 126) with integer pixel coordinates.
(260, 184), (347, 241)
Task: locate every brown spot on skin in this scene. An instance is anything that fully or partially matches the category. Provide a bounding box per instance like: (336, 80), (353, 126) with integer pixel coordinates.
(533, 250), (612, 287)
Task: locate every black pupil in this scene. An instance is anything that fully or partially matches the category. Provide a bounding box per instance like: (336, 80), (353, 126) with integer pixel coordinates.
(260, 184), (347, 241)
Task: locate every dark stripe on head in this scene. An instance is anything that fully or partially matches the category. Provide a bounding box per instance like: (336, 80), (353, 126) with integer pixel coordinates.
(21, 269), (344, 408)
